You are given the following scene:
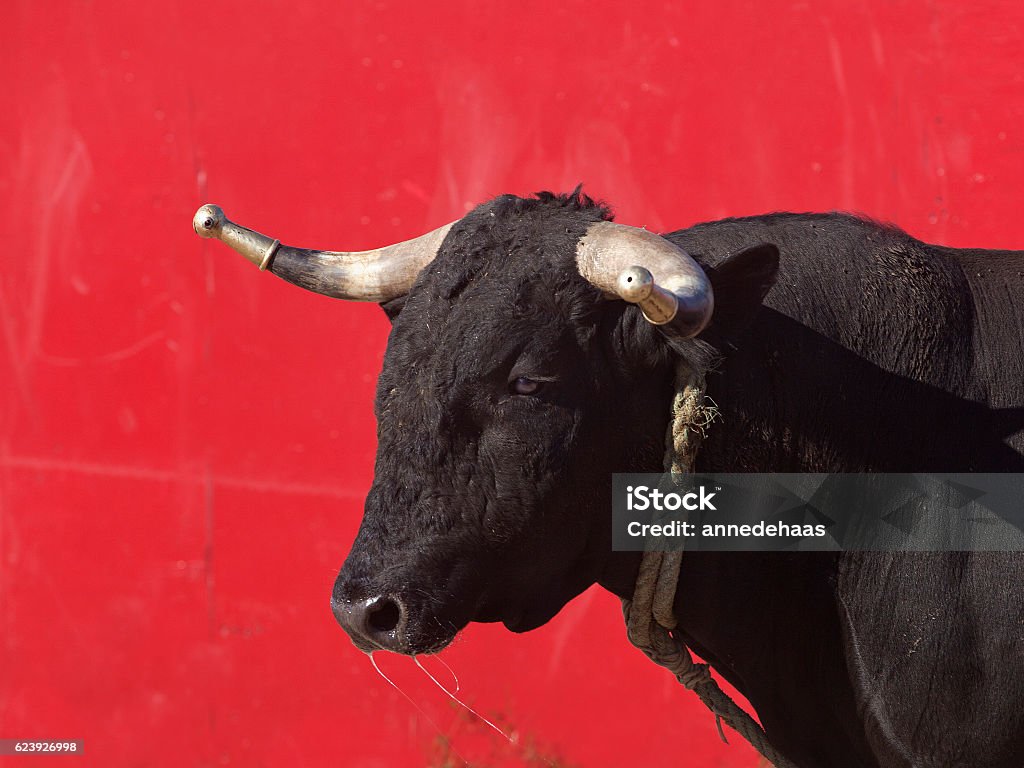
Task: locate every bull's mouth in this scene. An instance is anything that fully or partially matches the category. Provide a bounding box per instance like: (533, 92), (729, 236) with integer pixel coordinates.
(347, 634), (381, 654)
(344, 623), (461, 656)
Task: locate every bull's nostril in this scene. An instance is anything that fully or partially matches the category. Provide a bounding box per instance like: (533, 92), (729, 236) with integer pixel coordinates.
(367, 598), (401, 633)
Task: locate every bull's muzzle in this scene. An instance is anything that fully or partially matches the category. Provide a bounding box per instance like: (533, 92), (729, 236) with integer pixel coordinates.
(331, 594), (409, 653)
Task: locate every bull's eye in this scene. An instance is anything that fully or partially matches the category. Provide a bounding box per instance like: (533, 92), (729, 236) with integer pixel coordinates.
(510, 377), (543, 396)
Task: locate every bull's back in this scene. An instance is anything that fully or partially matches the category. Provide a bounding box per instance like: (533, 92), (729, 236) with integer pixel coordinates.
(673, 212), (1024, 468)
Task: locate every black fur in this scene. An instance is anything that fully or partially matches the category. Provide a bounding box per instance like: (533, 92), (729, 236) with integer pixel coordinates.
(333, 193), (1024, 767)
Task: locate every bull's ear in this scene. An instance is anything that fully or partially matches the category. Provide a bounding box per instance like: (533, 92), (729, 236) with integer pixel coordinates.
(699, 243), (779, 344)
(379, 295), (408, 324)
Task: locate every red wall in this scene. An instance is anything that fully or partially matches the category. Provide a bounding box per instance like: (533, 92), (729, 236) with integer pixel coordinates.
(2, 1), (1023, 766)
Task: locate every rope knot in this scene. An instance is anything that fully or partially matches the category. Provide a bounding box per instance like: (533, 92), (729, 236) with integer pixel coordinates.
(675, 658), (712, 691)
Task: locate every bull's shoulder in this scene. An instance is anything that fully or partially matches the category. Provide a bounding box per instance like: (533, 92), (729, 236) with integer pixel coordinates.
(667, 212), (977, 382)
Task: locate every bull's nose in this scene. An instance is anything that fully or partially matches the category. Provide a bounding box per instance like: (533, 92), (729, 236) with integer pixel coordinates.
(331, 594), (408, 652)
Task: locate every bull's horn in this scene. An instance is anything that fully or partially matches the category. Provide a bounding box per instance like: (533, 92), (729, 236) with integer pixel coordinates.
(576, 221), (713, 338)
(192, 204), (453, 302)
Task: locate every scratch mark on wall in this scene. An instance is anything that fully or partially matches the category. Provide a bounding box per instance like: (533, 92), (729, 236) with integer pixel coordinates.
(823, 17), (856, 209)
(4, 73), (94, 422)
(186, 81), (214, 300)
(0, 283), (33, 413)
(0, 454), (364, 500)
(37, 330), (167, 367)
(0, 442), (15, 665)
(28, 132), (92, 367)
(204, 465), (216, 639)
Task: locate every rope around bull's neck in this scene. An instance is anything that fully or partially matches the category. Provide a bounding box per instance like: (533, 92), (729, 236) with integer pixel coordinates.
(621, 365), (799, 768)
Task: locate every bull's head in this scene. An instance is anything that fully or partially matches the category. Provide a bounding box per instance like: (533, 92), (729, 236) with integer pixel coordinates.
(194, 191), (777, 654)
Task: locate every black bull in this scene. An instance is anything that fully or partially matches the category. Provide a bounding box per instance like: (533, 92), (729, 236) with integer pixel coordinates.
(208, 191), (1024, 767)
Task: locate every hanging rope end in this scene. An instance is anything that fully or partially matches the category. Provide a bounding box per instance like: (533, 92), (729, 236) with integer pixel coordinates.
(715, 714), (729, 744)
